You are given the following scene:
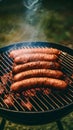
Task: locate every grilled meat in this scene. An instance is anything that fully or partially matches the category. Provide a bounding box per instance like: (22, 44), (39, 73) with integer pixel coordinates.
(13, 61), (60, 74)
(10, 48), (61, 58)
(10, 78), (67, 92)
(14, 69), (63, 81)
(14, 54), (58, 64)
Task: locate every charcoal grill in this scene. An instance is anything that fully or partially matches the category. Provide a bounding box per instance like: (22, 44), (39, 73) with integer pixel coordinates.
(0, 42), (73, 130)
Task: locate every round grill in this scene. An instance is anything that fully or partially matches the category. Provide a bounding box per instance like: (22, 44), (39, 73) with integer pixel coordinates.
(0, 42), (73, 125)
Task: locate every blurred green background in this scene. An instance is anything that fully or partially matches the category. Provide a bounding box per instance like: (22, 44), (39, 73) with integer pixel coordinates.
(0, 0), (73, 130)
(0, 0), (73, 48)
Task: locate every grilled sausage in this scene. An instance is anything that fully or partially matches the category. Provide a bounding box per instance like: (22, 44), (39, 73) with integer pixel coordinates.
(10, 48), (61, 58)
(13, 61), (60, 74)
(10, 78), (67, 92)
(14, 54), (58, 64)
(14, 69), (63, 81)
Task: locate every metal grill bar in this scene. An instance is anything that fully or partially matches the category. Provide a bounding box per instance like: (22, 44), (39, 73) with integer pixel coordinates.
(69, 87), (73, 92)
(41, 94), (55, 109)
(56, 94), (69, 105)
(29, 96), (45, 111)
(68, 93), (73, 98)
(0, 97), (9, 108)
(0, 55), (12, 69)
(46, 94), (61, 108)
(35, 95), (49, 110)
(59, 54), (73, 74)
(0, 102), (3, 107)
(49, 93), (64, 106)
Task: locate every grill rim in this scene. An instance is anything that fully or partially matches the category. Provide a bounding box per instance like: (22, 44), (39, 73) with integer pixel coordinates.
(0, 41), (73, 125)
(0, 41), (73, 55)
(0, 102), (73, 125)
(0, 101), (73, 114)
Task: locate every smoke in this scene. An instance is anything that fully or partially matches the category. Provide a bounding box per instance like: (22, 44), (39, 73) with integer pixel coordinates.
(22, 0), (46, 41)
(23, 0), (41, 24)
(23, 0), (39, 10)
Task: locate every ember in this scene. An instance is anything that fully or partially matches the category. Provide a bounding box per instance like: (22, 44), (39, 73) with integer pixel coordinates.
(22, 88), (51, 97)
(0, 72), (13, 86)
(4, 94), (14, 107)
(21, 100), (32, 110)
(0, 83), (5, 95)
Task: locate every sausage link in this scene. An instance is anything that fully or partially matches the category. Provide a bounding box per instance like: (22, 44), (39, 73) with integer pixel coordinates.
(13, 61), (60, 74)
(14, 54), (58, 64)
(10, 78), (67, 92)
(14, 69), (63, 81)
(10, 48), (61, 58)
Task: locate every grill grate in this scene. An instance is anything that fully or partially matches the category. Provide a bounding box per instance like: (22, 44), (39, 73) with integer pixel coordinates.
(0, 47), (73, 113)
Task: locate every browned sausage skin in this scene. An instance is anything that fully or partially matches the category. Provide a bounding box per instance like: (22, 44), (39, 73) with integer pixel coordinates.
(14, 69), (63, 81)
(10, 48), (61, 58)
(10, 78), (67, 92)
(13, 61), (60, 74)
(14, 54), (58, 64)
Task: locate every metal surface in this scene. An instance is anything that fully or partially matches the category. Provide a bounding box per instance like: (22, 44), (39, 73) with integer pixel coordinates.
(0, 42), (73, 125)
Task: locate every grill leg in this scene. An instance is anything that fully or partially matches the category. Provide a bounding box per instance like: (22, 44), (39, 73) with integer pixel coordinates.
(0, 118), (6, 130)
(56, 120), (64, 130)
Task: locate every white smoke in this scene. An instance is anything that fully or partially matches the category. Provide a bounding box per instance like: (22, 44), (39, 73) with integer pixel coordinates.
(23, 0), (39, 9)
(23, 0), (42, 23)
(22, 0), (46, 41)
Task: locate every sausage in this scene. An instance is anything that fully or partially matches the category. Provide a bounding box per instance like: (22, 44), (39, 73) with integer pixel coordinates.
(14, 54), (58, 64)
(14, 69), (63, 81)
(10, 78), (67, 92)
(10, 48), (61, 58)
(13, 61), (60, 74)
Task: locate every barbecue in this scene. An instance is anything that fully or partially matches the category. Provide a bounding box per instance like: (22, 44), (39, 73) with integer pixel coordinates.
(0, 42), (73, 130)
